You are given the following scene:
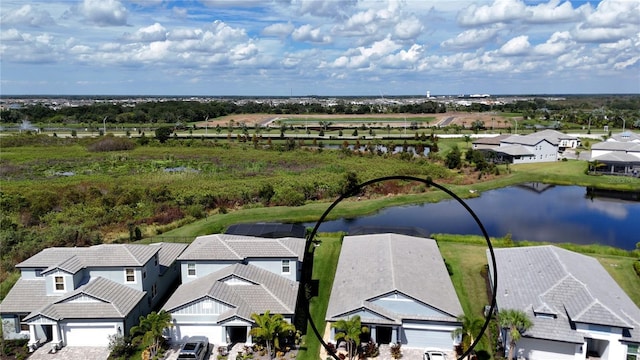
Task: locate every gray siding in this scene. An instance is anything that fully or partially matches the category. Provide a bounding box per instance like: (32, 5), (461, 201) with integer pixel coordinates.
(372, 294), (448, 317)
(246, 258), (298, 281)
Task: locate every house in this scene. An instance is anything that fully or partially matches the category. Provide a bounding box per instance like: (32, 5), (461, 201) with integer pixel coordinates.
(0, 242), (187, 351)
(474, 130), (580, 164)
(325, 233), (463, 351)
(162, 234), (305, 345)
(590, 132), (640, 176)
(487, 245), (640, 360)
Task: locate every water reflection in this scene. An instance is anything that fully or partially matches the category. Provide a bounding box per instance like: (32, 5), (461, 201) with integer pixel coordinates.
(304, 184), (640, 250)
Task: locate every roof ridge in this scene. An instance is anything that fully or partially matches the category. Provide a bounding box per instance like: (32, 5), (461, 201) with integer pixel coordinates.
(121, 244), (146, 265)
(387, 234), (396, 290)
(218, 235), (242, 259)
(276, 238), (298, 257)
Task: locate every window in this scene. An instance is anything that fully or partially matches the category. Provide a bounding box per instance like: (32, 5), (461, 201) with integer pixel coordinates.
(628, 345), (639, 360)
(187, 263), (196, 277)
(143, 269), (147, 279)
(282, 260), (291, 274)
(154, 254), (158, 267)
(54, 276), (65, 291)
(151, 283), (157, 298)
(18, 315), (29, 332)
(125, 268), (136, 283)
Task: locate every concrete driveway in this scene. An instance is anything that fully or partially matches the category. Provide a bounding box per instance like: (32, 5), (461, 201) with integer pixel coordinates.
(27, 345), (110, 360)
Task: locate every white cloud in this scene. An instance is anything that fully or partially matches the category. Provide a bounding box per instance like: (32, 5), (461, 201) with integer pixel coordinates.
(533, 31), (573, 56)
(78, 0), (128, 26)
(292, 24), (331, 43)
(441, 27), (500, 49)
(0, 4), (56, 27)
(393, 16), (423, 40)
(262, 22), (295, 37)
(0, 28), (25, 42)
(457, 0), (527, 26)
(499, 35), (531, 56)
(527, 0), (582, 23)
(582, 0), (640, 28)
(572, 25), (635, 43)
(122, 23), (167, 43)
(295, 0), (357, 18)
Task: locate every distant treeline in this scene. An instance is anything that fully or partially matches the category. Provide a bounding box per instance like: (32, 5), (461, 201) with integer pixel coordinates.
(1, 96), (639, 128)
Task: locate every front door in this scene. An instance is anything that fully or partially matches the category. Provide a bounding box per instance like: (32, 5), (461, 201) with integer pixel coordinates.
(228, 326), (247, 344)
(376, 326), (392, 344)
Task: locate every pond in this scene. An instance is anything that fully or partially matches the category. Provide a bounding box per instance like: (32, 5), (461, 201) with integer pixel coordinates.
(304, 183), (640, 250)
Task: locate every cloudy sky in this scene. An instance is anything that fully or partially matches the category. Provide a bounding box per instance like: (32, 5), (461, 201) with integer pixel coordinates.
(1, 0), (638, 96)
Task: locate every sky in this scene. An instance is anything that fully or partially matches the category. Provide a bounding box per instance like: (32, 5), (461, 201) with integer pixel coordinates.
(0, 0), (639, 96)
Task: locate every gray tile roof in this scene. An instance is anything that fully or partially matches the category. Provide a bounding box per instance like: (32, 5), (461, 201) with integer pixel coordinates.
(177, 234), (305, 262)
(19, 244), (160, 275)
(591, 152), (640, 163)
(591, 141), (640, 151)
(150, 242), (189, 275)
(24, 277), (145, 321)
(611, 131), (640, 142)
(494, 144), (534, 156)
(0, 279), (60, 314)
(502, 130), (575, 147)
(162, 263), (298, 322)
(489, 245), (640, 344)
(326, 234), (462, 323)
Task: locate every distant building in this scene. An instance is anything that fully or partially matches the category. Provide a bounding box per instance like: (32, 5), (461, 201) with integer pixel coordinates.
(473, 129), (580, 164)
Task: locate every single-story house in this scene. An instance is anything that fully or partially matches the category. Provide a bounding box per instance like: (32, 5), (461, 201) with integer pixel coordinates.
(488, 245), (640, 360)
(325, 233), (463, 351)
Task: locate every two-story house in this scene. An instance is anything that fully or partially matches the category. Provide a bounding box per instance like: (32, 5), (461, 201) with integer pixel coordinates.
(474, 129), (580, 164)
(161, 234), (304, 345)
(0, 242), (187, 351)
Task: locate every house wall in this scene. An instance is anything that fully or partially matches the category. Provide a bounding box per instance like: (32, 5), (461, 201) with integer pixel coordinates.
(504, 141), (558, 164)
(1, 315), (29, 340)
(371, 293), (447, 317)
(246, 258), (298, 281)
(515, 337), (581, 360)
(88, 267), (144, 291)
(44, 270), (74, 295)
(180, 261), (235, 284)
(576, 323), (627, 360)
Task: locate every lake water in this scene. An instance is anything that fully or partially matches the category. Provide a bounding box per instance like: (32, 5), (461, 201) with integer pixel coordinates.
(304, 183), (640, 250)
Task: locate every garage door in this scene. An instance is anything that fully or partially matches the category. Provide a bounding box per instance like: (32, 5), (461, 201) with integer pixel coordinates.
(402, 328), (452, 350)
(173, 324), (222, 344)
(63, 324), (115, 347)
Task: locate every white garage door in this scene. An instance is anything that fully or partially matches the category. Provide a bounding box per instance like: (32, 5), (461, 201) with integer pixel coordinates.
(403, 328), (453, 350)
(173, 324), (222, 344)
(63, 324), (115, 347)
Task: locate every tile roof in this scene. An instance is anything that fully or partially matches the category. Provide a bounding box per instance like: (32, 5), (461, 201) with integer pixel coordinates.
(149, 242), (189, 275)
(494, 144), (533, 156)
(591, 152), (640, 163)
(489, 245), (640, 344)
(326, 234), (462, 323)
(177, 234), (305, 262)
(18, 244), (160, 274)
(24, 277), (145, 321)
(162, 263), (298, 322)
(0, 279), (60, 314)
(591, 141), (640, 151)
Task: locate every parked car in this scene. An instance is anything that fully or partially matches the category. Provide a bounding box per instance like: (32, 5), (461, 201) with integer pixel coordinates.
(423, 348), (447, 360)
(178, 336), (209, 360)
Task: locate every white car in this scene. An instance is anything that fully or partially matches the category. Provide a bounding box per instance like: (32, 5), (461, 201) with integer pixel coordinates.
(423, 349), (447, 360)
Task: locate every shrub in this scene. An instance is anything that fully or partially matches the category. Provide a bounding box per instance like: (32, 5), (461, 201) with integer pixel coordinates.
(390, 343), (402, 359)
(87, 135), (136, 152)
(634, 261), (640, 278)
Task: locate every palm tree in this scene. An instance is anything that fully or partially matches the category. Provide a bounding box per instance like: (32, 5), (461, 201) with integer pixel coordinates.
(498, 309), (532, 360)
(249, 311), (296, 359)
(451, 314), (484, 359)
(331, 316), (369, 360)
(130, 310), (173, 358)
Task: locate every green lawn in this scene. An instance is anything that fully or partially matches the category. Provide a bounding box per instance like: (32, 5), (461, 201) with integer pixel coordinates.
(297, 233), (343, 360)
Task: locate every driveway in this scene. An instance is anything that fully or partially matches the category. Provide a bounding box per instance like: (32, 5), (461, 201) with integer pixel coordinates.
(27, 345), (110, 360)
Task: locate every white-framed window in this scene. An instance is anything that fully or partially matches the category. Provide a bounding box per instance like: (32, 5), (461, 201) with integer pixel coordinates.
(281, 260), (291, 274)
(125, 268), (136, 283)
(628, 345), (639, 360)
(54, 276), (65, 291)
(187, 263), (196, 277)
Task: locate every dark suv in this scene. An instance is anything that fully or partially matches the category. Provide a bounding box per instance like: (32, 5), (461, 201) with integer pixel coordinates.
(177, 336), (209, 360)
